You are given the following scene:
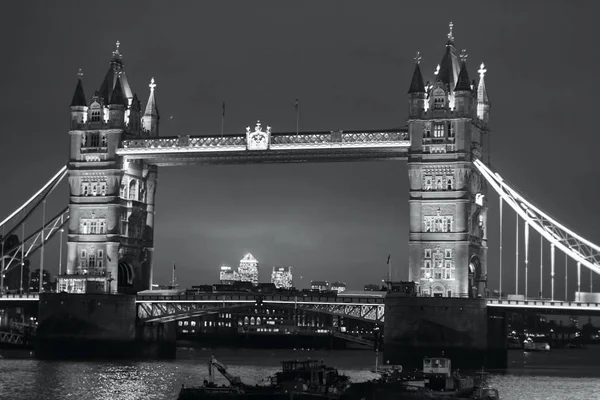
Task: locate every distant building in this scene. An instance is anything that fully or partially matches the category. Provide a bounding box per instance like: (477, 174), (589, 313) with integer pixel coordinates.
(271, 266), (293, 289)
(364, 284), (383, 291)
(29, 269), (52, 292)
(310, 280), (329, 292)
(238, 253), (259, 286)
(219, 265), (240, 284)
(330, 281), (346, 293)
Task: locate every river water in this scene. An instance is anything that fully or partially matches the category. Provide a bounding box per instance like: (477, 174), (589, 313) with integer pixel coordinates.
(1, 346), (599, 400)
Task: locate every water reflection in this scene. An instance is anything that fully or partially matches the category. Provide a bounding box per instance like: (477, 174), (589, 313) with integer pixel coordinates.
(1, 346), (599, 400)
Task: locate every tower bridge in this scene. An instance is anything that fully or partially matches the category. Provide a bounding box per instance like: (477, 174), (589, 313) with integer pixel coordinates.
(0, 24), (599, 365)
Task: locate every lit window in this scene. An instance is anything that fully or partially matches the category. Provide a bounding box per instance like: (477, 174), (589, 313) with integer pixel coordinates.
(434, 97), (445, 109)
(434, 124), (444, 138)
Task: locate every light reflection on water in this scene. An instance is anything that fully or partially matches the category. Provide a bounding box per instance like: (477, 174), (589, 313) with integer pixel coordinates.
(1, 346), (600, 400)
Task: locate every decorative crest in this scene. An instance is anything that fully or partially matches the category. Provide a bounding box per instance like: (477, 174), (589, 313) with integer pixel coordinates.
(478, 63), (487, 79)
(460, 49), (468, 63)
(447, 22), (454, 42)
(414, 51), (422, 65)
(77, 68), (83, 79)
(434, 64), (440, 75)
(246, 120), (271, 151)
(149, 77), (156, 92)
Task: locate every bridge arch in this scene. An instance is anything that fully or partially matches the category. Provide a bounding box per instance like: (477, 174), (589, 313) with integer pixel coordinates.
(118, 261), (134, 287)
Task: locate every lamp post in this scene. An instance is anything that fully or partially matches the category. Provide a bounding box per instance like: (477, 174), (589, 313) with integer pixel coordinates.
(58, 228), (64, 276)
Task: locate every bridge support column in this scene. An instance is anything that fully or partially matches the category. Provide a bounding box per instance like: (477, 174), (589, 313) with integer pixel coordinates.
(383, 294), (507, 370)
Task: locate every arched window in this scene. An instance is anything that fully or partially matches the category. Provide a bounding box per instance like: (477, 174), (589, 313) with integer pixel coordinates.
(244, 316), (249, 325)
(433, 89), (445, 109)
(250, 317), (255, 325)
(256, 317), (261, 325)
(91, 110), (101, 122)
(129, 179), (138, 201)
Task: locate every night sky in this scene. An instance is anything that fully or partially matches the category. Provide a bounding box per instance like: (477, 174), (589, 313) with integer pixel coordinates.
(0, 1), (599, 296)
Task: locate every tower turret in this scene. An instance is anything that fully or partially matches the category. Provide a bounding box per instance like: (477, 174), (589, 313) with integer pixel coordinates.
(142, 78), (159, 137)
(128, 93), (142, 134)
(453, 50), (473, 117)
(98, 41), (133, 106)
(408, 52), (426, 119)
(476, 63), (491, 124)
(70, 69), (87, 129)
(108, 76), (127, 129)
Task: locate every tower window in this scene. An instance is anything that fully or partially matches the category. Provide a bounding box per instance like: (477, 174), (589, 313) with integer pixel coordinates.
(101, 134), (108, 147)
(89, 134), (100, 147)
(434, 97), (445, 109)
(90, 110), (101, 122)
(434, 124), (444, 138)
(448, 123), (455, 138)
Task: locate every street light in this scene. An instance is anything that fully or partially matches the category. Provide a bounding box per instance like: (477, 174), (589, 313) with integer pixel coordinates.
(58, 228), (64, 276)
(428, 277), (434, 297)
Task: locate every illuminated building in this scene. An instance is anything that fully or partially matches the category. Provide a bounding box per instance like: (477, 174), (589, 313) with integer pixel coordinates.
(311, 281), (329, 292)
(219, 265), (240, 284)
(364, 284), (383, 291)
(330, 282), (346, 293)
(271, 266), (293, 289)
(238, 253), (259, 286)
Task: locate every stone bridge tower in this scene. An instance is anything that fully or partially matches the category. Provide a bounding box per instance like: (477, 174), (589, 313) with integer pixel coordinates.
(407, 25), (491, 298)
(62, 42), (159, 294)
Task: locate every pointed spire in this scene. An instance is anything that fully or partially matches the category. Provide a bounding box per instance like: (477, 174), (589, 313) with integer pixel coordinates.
(436, 22), (460, 91)
(408, 51), (425, 93)
(477, 63), (490, 104)
(70, 69), (87, 107)
(454, 50), (471, 91)
(144, 78), (159, 117)
(109, 76), (127, 106)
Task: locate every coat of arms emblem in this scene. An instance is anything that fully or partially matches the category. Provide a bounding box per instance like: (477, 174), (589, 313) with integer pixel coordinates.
(246, 121), (271, 151)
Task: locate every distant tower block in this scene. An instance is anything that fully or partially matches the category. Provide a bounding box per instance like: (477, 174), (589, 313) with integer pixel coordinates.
(238, 253), (259, 286)
(219, 265), (239, 284)
(271, 266), (293, 289)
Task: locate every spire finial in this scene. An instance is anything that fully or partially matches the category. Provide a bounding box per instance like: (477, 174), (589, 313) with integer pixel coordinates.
(434, 64), (440, 76)
(460, 49), (468, 63)
(149, 77), (156, 92)
(448, 22), (454, 42)
(478, 63), (487, 79)
(414, 51), (422, 65)
(112, 40), (122, 60)
(77, 68), (83, 79)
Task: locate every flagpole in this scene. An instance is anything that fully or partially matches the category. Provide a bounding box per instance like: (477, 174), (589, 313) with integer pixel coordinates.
(295, 98), (299, 136)
(172, 262), (176, 287)
(221, 102), (225, 138)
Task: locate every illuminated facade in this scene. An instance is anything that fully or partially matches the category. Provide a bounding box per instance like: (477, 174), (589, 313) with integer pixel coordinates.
(219, 265), (240, 284)
(271, 266), (293, 289)
(238, 253), (259, 286)
(62, 41), (157, 294)
(407, 23), (490, 298)
(311, 281), (329, 292)
(330, 282), (347, 293)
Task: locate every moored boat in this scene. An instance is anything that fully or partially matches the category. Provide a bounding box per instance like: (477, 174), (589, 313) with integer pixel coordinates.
(178, 355), (351, 399)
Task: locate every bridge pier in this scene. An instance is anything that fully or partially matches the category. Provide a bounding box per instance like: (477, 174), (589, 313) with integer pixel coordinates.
(383, 294), (507, 370)
(35, 293), (175, 359)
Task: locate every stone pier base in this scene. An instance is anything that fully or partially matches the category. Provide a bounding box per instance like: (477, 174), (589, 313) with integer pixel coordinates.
(383, 295), (507, 370)
(35, 293), (175, 359)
